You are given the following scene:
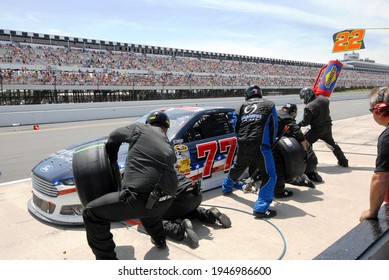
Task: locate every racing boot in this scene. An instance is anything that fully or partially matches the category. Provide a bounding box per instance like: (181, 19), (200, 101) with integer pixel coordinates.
(335, 151), (348, 167)
(253, 209), (277, 219)
(330, 143), (349, 167)
(151, 237), (167, 249)
(208, 207), (232, 228)
(337, 159), (349, 168)
(253, 194), (277, 219)
(305, 171), (323, 183)
(181, 219), (199, 249)
(289, 174), (315, 188)
(163, 220), (185, 241)
(195, 207), (231, 228)
(221, 175), (243, 194)
(163, 219), (199, 248)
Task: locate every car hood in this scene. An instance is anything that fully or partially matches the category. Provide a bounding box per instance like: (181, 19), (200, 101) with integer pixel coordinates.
(32, 137), (108, 182)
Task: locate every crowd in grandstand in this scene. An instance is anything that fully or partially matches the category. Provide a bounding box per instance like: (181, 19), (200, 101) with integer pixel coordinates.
(0, 41), (388, 88)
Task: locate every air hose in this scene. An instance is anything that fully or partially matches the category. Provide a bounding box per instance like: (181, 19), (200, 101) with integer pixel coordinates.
(201, 203), (287, 260)
(123, 204), (288, 260)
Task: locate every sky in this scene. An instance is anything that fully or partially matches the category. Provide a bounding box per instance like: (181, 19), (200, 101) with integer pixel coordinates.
(0, 0), (388, 65)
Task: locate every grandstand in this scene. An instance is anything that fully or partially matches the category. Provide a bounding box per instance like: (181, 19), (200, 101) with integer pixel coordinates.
(0, 29), (388, 105)
(340, 52), (389, 72)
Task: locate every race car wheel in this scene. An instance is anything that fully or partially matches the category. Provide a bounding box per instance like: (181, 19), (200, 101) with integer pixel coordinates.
(276, 137), (307, 181)
(72, 142), (120, 206)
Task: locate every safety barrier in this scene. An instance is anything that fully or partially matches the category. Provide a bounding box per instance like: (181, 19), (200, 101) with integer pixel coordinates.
(314, 204), (389, 260)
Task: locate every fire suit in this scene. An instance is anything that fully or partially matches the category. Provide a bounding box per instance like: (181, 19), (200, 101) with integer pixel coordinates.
(82, 123), (178, 260)
(299, 95), (348, 167)
(222, 96), (278, 214)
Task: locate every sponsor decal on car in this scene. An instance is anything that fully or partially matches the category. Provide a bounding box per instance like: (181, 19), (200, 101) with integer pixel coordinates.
(174, 144), (191, 175)
(40, 165), (54, 172)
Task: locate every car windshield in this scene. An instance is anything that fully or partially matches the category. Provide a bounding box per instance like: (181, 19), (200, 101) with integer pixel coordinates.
(134, 107), (202, 139)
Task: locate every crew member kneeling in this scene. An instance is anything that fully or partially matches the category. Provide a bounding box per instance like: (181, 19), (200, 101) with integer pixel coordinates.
(162, 172), (231, 248)
(273, 103), (317, 198)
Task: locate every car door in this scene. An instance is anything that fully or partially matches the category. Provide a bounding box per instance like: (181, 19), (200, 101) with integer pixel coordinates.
(175, 110), (238, 191)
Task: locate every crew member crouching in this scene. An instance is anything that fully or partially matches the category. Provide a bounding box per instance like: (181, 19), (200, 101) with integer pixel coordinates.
(273, 103), (317, 198)
(162, 172), (231, 248)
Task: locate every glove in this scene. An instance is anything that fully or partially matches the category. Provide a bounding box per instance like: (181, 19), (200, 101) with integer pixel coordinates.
(119, 189), (137, 206)
(105, 142), (119, 163)
(192, 180), (202, 195)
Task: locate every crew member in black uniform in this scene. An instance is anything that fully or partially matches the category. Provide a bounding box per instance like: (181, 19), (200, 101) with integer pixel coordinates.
(360, 87), (389, 221)
(162, 172), (231, 248)
(273, 103), (316, 198)
(299, 87), (349, 178)
(82, 110), (179, 260)
(222, 85), (278, 219)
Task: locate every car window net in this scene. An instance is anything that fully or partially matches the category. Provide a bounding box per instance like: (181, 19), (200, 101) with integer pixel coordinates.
(198, 113), (231, 138)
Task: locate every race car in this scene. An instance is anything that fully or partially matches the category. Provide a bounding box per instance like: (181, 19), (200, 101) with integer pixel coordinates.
(28, 106), (243, 225)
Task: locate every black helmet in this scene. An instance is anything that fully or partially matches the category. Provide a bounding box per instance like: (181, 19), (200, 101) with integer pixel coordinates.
(282, 103), (298, 119)
(299, 87), (316, 104)
(146, 110), (170, 128)
(245, 85), (262, 100)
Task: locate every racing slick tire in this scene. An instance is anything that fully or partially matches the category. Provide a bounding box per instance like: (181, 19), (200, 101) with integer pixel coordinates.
(72, 142), (120, 206)
(276, 137), (307, 181)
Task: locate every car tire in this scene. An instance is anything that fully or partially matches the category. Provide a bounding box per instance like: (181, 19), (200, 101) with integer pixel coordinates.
(276, 137), (307, 181)
(72, 142), (120, 206)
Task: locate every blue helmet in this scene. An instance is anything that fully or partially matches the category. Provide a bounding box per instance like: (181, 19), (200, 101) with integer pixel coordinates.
(245, 85), (262, 100)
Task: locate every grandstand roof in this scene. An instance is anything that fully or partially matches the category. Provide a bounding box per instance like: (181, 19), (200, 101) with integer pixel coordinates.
(341, 52), (389, 72)
(0, 28), (323, 67)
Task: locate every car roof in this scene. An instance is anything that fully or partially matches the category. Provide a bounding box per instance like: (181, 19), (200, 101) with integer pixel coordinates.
(135, 106), (235, 139)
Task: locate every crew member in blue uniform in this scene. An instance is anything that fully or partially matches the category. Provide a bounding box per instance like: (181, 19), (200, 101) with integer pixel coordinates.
(222, 85), (278, 219)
